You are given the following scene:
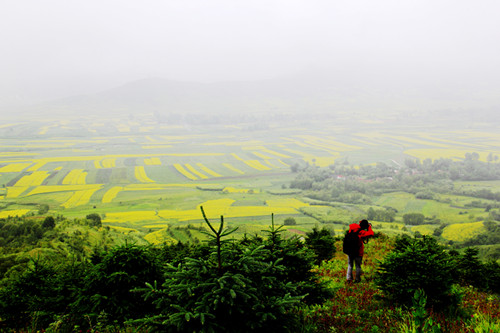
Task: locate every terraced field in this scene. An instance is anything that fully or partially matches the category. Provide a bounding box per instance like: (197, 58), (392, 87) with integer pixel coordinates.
(1, 116), (500, 244)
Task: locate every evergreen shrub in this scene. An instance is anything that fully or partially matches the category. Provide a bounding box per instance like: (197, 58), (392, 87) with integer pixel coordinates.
(375, 235), (460, 311)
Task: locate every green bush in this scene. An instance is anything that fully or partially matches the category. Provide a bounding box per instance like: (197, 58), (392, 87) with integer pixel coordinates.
(375, 235), (459, 311)
(42, 216), (56, 229)
(283, 217), (296, 225)
(0, 258), (85, 330)
(71, 244), (163, 325)
(85, 213), (102, 227)
(451, 247), (500, 294)
(305, 227), (336, 264)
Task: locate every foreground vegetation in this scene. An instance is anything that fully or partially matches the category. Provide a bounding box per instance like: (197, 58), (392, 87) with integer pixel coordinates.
(0, 209), (498, 332)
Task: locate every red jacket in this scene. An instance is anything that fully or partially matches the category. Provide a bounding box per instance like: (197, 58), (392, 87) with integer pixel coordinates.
(348, 223), (374, 257)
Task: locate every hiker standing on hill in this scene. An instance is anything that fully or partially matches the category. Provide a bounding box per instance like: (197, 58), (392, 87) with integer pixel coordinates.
(344, 219), (374, 283)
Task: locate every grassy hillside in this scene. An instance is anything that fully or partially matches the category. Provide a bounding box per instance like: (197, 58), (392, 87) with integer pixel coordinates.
(305, 236), (500, 332)
(0, 216), (498, 332)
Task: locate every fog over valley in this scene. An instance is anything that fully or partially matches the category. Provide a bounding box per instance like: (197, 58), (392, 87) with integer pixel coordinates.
(1, 1), (499, 124)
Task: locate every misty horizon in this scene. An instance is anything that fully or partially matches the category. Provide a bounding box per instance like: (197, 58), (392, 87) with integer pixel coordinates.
(1, 1), (500, 117)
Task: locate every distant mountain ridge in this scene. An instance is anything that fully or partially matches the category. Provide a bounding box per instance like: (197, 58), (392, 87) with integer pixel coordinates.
(12, 72), (500, 119)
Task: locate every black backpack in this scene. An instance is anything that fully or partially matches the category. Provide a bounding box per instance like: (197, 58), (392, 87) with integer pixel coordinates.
(342, 229), (360, 256)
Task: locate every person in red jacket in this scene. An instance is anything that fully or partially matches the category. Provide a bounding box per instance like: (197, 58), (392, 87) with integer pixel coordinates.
(346, 219), (374, 283)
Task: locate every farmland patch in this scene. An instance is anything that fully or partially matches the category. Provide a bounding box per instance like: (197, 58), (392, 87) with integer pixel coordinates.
(135, 166), (155, 183)
(0, 163), (32, 173)
(442, 221), (485, 241)
(0, 209), (31, 218)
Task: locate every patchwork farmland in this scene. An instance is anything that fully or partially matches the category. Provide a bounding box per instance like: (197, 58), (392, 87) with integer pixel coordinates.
(1, 116), (500, 244)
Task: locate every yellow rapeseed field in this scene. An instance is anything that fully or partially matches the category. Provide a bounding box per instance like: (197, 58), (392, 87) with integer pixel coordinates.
(116, 124), (131, 132)
(244, 160), (271, 171)
(0, 153), (226, 169)
(61, 187), (102, 208)
(277, 159), (290, 167)
(260, 148), (291, 158)
(201, 198), (234, 207)
(6, 187), (29, 198)
(442, 221), (485, 242)
(102, 186), (123, 203)
(144, 157), (162, 165)
(38, 126), (51, 135)
(173, 164), (198, 180)
(411, 224), (437, 236)
(15, 171), (50, 187)
(222, 163), (244, 174)
(27, 161), (46, 171)
(266, 198), (309, 209)
(185, 164), (209, 179)
(144, 229), (177, 245)
(0, 123), (19, 129)
(252, 151), (273, 159)
(196, 163), (222, 177)
(104, 196), (304, 224)
(26, 185), (99, 196)
(95, 158), (116, 168)
(62, 169), (87, 185)
(231, 153), (244, 161)
(135, 166), (155, 183)
(0, 209), (31, 218)
(0, 163), (32, 173)
(102, 158), (116, 168)
(195, 198), (300, 220)
(108, 225), (138, 233)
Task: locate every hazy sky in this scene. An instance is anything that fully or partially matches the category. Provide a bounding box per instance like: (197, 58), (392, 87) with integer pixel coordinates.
(1, 0), (499, 106)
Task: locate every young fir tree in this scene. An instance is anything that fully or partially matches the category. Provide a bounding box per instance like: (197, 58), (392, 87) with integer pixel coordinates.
(134, 209), (330, 332)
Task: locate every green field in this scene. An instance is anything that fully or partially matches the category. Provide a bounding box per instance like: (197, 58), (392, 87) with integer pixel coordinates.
(1, 116), (500, 244)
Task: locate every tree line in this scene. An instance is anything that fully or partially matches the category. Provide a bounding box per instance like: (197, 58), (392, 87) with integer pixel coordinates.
(0, 212), (336, 332)
(291, 153), (500, 197)
(0, 214), (498, 332)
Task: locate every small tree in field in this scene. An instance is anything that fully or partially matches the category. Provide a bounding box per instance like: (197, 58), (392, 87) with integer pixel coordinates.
(283, 217), (297, 225)
(86, 213), (102, 227)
